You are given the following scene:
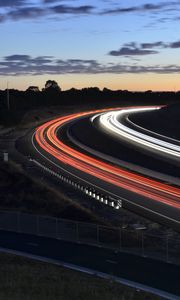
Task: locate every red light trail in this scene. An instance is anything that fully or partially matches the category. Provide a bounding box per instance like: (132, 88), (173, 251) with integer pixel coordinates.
(34, 108), (180, 210)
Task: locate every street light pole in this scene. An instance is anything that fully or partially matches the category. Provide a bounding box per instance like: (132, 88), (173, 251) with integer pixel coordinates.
(7, 82), (10, 110)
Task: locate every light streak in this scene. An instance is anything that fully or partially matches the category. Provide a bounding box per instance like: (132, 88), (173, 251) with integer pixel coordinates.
(34, 107), (180, 210)
(98, 107), (180, 158)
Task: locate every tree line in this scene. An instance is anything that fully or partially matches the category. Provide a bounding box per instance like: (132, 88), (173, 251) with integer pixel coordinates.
(0, 79), (180, 125)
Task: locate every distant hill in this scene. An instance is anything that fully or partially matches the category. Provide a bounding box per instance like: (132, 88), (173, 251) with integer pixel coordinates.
(129, 103), (180, 140)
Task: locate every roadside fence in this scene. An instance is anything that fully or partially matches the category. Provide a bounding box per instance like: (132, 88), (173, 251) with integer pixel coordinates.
(0, 210), (179, 265)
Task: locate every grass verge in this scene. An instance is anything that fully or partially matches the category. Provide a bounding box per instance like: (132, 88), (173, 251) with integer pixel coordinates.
(0, 252), (163, 300)
(0, 160), (104, 224)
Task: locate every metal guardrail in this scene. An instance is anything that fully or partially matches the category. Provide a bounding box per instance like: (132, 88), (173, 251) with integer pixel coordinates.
(0, 210), (179, 265)
(32, 159), (122, 209)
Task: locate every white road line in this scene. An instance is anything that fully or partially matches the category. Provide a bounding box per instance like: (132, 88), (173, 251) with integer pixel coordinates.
(106, 259), (117, 264)
(126, 115), (180, 144)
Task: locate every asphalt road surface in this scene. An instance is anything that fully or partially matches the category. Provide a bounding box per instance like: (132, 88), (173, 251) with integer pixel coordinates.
(0, 230), (179, 299)
(28, 108), (180, 231)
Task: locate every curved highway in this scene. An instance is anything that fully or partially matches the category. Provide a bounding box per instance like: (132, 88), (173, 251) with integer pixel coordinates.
(32, 107), (180, 230)
(98, 108), (180, 159)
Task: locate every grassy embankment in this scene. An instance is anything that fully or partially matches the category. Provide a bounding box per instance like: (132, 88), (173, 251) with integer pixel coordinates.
(0, 160), (104, 224)
(0, 253), (163, 300)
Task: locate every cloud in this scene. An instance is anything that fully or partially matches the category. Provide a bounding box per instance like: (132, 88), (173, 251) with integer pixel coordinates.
(109, 47), (158, 56)
(5, 55), (31, 61)
(169, 41), (180, 48)
(109, 39), (180, 57)
(1, 54), (180, 76)
(51, 5), (94, 14)
(141, 42), (165, 49)
(8, 7), (45, 20)
(0, 1), (178, 23)
(0, 14), (6, 22)
(0, 0), (26, 7)
(0, 3), (95, 22)
(43, 0), (70, 3)
(4, 54), (54, 64)
(140, 40), (180, 49)
(102, 2), (179, 15)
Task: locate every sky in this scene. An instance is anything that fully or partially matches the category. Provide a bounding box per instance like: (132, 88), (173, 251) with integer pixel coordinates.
(0, 0), (180, 91)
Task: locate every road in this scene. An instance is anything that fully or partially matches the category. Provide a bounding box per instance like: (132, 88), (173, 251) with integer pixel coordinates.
(98, 107), (180, 161)
(0, 230), (179, 300)
(31, 107), (180, 230)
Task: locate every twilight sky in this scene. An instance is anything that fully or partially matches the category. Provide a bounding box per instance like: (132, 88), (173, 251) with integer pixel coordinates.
(0, 0), (180, 91)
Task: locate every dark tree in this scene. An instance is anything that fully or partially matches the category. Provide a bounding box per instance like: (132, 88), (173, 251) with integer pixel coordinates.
(44, 80), (61, 92)
(26, 86), (40, 92)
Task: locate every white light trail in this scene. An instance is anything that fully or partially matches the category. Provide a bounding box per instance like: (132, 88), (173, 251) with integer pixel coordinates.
(98, 107), (180, 158)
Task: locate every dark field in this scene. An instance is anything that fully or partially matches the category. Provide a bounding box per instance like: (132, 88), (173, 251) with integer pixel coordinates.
(0, 252), (164, 300)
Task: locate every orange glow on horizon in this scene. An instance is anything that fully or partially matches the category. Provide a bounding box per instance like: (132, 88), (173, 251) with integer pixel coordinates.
(1, 73), (180, 92)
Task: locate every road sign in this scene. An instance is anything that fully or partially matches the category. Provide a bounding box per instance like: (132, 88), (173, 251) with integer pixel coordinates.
(3, 152), (8, 162)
